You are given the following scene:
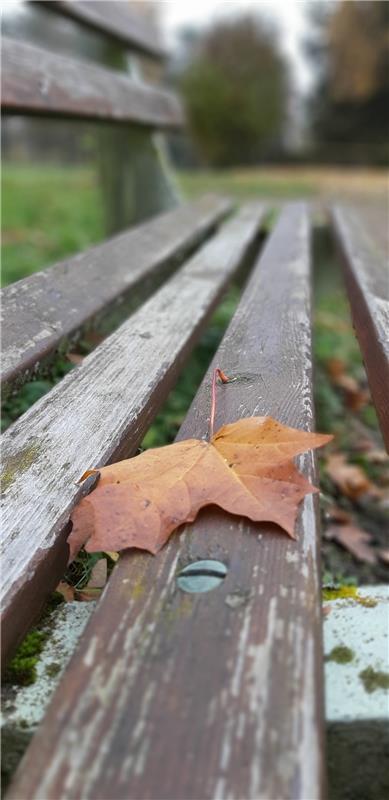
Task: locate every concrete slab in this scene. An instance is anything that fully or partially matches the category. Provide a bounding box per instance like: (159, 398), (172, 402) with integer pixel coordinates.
(323, 584), (389, 721)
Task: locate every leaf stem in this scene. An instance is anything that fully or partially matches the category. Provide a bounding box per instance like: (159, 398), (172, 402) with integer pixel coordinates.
(209, 368), (230, 439)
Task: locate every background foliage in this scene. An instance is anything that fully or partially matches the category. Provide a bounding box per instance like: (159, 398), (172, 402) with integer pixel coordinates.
(179, 15), (287, 167)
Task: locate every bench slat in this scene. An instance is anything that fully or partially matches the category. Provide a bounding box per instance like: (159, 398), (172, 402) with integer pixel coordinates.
(1, 195), (231, 389)
(1, 202), (265, 664)
(331, 205), (389, 450)
(2, 37), (183, 127)
(48, 1), (166, 59)
(7, 204), (325, 800)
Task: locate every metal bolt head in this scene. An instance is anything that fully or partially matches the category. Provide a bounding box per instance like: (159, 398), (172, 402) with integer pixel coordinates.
(176, 560), (227, 594)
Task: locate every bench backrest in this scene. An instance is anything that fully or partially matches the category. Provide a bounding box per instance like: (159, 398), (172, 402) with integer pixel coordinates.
(2, 0), (184, 234)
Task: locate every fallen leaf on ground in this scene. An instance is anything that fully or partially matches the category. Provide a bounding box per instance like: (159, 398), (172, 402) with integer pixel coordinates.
(377, 549), (389, 566)
(334, 375), (369, 411)
(365, 449), (389, 465)
(326, 505), (352, 524)
(326, 358), (347, 379)
(67, 352), (85, 365)
(75, 587), (101, 602)
(55, 581), (75, 602)
(324, 523), (377, 564)
(325, 359), (369, 410)
(325, 453), (381, 500)
(68, 417), (331, 560)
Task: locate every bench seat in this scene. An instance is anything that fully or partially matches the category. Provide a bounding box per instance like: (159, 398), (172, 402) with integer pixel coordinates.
(5, 203), (325, 800)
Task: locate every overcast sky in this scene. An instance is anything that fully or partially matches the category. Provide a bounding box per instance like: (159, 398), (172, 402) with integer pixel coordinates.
(159, 0), (313, 95)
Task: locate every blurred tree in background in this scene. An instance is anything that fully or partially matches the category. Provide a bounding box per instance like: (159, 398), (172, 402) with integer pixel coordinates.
(307, 0), (389, 164)
(178, 15), (287, 167)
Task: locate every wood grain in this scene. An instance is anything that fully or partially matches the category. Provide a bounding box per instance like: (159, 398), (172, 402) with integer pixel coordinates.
(1, 195), (231, 389)
(1, 202), (265, 664)
(47, 0), (166, 59)
(331, 205), (389, 450)
(2, 37), (183, 127)
(7, 204), (326, 800)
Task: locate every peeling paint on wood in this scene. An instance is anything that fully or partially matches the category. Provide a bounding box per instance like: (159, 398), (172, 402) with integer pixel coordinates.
(6, 204), (325, 800)
(1, 202), (265, 664)
(1, 195), (231, 388)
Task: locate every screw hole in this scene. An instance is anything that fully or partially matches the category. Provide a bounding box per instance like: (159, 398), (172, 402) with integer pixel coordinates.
(176, 559), (227, 594)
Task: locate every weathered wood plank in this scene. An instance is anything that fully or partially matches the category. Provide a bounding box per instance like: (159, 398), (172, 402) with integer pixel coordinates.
(1, 202), (265, 664)
(7, 204), (326, 800)
(331, 204), (389, 450)
(1, 195), (231, 389)
(1, 37), (183, 127)
(47, 0), (166, 59)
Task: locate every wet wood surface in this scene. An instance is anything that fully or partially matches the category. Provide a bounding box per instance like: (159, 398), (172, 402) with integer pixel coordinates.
(49, 0), (166, 59)
(1, 195), (231, 389)
(331, 204), (389, 450)
(7, 203), (325, 800)
(1, 203), (265, 665)
(2, 37), (183, 127)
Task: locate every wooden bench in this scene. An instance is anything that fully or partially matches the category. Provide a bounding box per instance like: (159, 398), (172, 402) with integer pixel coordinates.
(2, 5), (389, 799)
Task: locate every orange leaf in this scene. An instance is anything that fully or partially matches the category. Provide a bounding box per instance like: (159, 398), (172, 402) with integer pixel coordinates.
(68, 417), (331, 560)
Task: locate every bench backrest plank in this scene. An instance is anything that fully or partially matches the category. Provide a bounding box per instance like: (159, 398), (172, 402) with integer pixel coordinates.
(49, 0), (166, 59)
(1, 195), (231, 389)
(6, 204), (324, 800)
(331, 205), (389, 450)
(1, 203), (265, 664)
(2, 37), (183, 127)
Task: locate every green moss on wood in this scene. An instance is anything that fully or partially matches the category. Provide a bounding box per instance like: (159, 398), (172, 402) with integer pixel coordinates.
(359, 667), (389, 693)
(325, 645), (354, 664)
(1, 442), (41, 492)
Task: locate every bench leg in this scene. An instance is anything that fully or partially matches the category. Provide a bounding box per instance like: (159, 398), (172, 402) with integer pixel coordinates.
(98, 125), (180, 235)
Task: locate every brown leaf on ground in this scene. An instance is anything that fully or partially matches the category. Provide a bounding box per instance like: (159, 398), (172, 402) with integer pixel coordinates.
(55, 581), (75, 602)
(365, 449), (389, 465)
(377, 549), (389, 566)
(326, 505), (352, 523)
(326, 358), (347, 379)
(325, 453), (381, 500)
(67, 352), (85, 366)
(75, 588), (101, 602)
(67, 416), (332, 560)
(334, 375), (369, 411)
(325, 359), (369, 410)
(324, 523), (377, 564)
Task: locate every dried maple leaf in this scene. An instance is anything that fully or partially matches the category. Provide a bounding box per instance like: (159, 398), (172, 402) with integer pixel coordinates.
(68, 417), (331, 560)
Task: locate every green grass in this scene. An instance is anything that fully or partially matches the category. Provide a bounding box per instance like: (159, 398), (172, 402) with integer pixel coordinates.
(177, 168), (317, 201)
(2, 164), (104, 285)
